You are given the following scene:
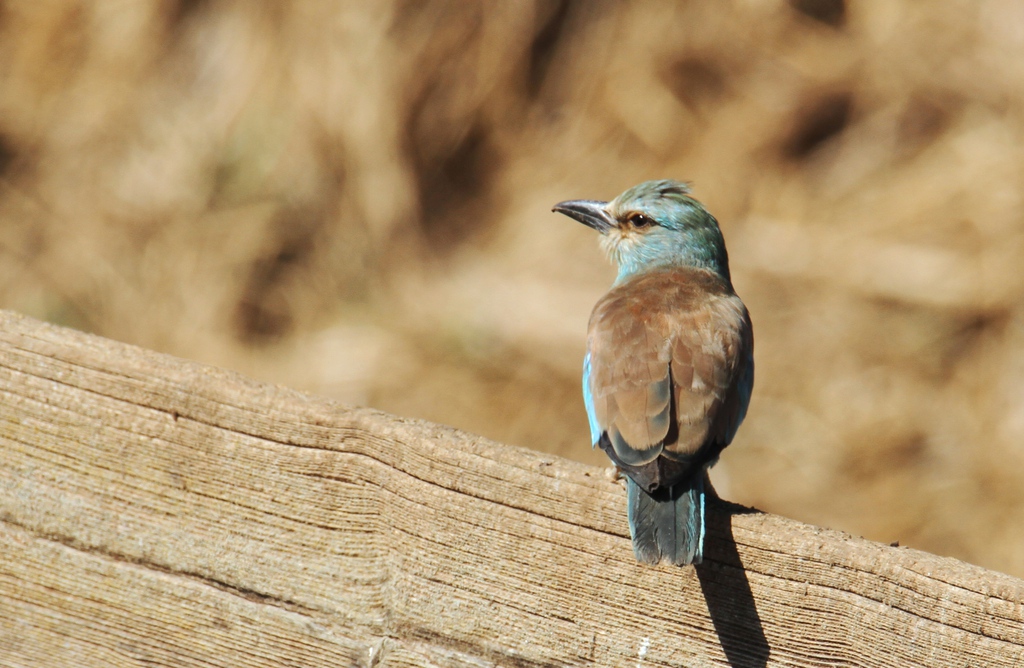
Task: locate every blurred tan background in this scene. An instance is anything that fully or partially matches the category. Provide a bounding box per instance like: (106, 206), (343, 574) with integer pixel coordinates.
(2, 0), (1023, 576)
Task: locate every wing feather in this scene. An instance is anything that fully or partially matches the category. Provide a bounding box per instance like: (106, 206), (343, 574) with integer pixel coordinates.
(585, 267), (753, 482)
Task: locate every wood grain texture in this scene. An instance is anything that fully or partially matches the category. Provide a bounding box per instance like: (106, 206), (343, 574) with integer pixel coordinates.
(0, 309), (1021, 668)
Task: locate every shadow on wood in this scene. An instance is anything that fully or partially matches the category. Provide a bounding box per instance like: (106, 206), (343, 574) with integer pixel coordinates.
(1, 309), (1023, 667)
(698, 500), (770, 668)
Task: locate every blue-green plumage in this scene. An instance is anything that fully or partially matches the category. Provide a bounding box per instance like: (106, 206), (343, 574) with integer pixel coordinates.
(555, 180), (753, 566)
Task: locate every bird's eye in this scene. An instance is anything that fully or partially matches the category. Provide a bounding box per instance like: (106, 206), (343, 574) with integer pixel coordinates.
(629, 213), (654, 228)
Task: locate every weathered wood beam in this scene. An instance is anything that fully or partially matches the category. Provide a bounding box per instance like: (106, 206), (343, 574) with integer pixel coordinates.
(0, 310), (1021, 667)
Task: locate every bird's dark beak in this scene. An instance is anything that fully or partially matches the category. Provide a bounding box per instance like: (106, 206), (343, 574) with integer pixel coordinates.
(552, 199), (614, 233)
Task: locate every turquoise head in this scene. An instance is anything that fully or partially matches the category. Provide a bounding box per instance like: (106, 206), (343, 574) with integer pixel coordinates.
(553, 180), (731, 284)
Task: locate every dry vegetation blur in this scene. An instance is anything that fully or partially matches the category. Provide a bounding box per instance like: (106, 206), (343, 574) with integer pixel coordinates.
(2, 0), (1023, 576)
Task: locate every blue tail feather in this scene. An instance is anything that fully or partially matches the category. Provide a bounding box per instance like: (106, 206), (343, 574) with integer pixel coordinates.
(626, 475), (705, 565)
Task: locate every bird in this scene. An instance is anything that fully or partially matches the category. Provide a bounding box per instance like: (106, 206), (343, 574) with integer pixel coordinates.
(553, 180), (753, 566)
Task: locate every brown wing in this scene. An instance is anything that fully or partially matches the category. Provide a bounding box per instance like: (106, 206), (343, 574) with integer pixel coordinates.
(666, 286), (752, 462)
(587, 267), (752, 473)
(587, 288), (673, 466)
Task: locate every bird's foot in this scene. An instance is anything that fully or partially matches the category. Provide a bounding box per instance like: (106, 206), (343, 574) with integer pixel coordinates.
(605, 465), (626, 485)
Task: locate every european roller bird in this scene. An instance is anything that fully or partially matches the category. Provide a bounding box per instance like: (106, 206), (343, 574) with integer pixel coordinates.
(553, 180), (753, 566)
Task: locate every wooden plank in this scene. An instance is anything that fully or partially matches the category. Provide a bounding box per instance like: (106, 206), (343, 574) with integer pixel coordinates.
(0, 308), (1021, 667)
